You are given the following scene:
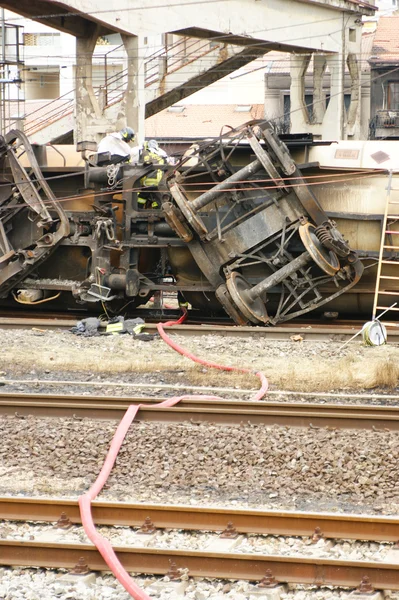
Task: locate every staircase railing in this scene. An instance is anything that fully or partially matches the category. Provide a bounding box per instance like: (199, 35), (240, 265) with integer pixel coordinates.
(102, 36), (221, 109)
(20, 36), (223, 137)
(20, 92), (75, 137)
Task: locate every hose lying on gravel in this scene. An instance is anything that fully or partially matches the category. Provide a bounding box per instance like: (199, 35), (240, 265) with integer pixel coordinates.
(79, 310), (269, 599)
(157, 311), (269, 400)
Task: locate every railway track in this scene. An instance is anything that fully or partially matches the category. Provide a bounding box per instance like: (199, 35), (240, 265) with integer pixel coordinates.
(1, 392), (399, 428)
(1, 498), (399, 590)
(0, 314), (398, 342)
(1, 314), (398, 594)
(1, 538), (399, 589)
(1, 497), (399, 541)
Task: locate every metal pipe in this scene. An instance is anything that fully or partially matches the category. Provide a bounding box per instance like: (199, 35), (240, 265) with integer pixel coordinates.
(191, 158), (262, 212)
(104, 273), (126, 290)
(247, 251), (310, 300)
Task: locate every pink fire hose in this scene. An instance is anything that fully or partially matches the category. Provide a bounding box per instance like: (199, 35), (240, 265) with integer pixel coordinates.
(78, 311), (268, 598)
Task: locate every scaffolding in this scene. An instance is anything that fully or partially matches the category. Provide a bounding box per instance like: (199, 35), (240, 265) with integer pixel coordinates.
(0, 10), (24, 136)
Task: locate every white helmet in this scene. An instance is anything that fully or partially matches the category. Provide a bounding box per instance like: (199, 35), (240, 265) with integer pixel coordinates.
(147, 139), (159, 150)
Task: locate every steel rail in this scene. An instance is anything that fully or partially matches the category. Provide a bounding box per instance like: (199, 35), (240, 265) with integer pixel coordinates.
(0, 316), (398, 341)
(1, 392), (399, 429)
(1, 497), (399, 542)
(1, 540), (399, 589)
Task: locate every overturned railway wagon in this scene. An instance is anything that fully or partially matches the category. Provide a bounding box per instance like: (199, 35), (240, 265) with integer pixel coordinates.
(0, 121), (397, 325)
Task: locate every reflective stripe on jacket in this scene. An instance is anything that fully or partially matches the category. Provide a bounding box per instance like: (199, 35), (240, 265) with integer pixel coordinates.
(140, 146), (165, 187)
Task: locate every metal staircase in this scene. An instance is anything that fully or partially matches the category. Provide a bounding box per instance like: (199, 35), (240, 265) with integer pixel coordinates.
(16, 36), (265, 144)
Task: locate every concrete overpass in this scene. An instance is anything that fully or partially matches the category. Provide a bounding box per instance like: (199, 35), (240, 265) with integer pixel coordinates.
(1, 0), (376, 143)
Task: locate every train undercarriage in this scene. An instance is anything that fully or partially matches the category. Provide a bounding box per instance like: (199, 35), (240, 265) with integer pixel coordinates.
(0, 121), (391, 325)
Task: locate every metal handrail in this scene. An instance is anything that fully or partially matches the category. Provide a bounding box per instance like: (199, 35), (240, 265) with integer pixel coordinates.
(104, 37), (221, 109)
(22, 45), (124, 129)
(24, 98), (75, 136)
(22, 89), (75, 120)
(23, 36), (223, 135)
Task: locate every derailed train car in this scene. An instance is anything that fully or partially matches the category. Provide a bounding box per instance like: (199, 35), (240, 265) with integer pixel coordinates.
(0, 121), (397, 324)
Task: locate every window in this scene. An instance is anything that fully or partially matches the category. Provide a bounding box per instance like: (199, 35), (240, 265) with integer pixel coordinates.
(24, 33), (60, 46)
(388, 82), (399, 111)
(284, 94), (315, 122)
(283, 93), (351, 126)
(325, 94), (352, 112)
(349, 28), (356, 43)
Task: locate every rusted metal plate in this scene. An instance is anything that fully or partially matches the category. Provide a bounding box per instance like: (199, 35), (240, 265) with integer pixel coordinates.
(1, 541), (399, 588)
(1, 498), (399, 542)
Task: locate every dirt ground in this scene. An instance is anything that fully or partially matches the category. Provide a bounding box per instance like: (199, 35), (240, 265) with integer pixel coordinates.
(0, 326), (399, 392)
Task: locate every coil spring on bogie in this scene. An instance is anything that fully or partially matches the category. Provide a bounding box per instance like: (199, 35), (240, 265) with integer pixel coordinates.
(314, 224), (332, 247)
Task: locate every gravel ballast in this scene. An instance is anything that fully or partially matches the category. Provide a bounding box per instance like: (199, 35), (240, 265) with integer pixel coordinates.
(1, 326), (399, 597)
(1, 569), (399, 600)
(1, 416), (398, 514)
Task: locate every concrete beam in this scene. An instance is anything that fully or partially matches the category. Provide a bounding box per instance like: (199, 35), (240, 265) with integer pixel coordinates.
(171, 29), (332, 55)
(145, 46), (267, 118)
(0, 0), (100, 37)
(295, 0), (375, 14)
(1, 0), (376, 51)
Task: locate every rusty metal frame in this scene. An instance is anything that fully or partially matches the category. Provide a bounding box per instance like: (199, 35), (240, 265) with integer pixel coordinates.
(166, 121), (363, 325)
(0, 130), (70, 297)
(0, 121), (368, 323)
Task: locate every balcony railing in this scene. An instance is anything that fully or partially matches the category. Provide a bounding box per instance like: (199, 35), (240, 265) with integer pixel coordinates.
(375, 109), (399, 128)
(369, 109), (399, 139)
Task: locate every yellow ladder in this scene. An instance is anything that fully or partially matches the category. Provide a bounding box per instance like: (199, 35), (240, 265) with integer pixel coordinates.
(372, 170), (399, 320)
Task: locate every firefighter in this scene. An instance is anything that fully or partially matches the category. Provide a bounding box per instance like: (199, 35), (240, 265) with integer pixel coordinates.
(97, 127), (140, 166)
(137, 140), (168, 209)
(177, 291), (189, 310)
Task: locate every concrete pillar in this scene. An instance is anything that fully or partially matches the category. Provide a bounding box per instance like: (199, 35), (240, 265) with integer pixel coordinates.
(118, 34), (145, 145)
(322, 48), (345, 140)
(75, 23), (101, 144)
(287, 16), (362, 141)
(360, 69), (371, 139)
(321, 14), (347, 140)
(346, 52), (361, 138)
(289, 54), (311, 133)
(313, 54), (327, 124)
